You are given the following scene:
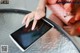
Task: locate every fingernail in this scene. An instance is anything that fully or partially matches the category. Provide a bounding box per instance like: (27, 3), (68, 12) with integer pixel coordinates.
(75, 18), (78, 21)
(31, 27), (34, 30)
(75, 17), (80, 21)
(31, 28), (34, 30)
(74, 17), (77, 20)
(25, 25), (28, 28)
(76, 17), (80, 21)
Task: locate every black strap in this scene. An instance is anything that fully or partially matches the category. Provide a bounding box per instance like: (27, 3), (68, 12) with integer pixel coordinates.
(45, 7), (47, 18)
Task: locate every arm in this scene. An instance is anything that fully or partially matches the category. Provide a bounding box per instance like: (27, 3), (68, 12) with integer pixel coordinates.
(48, 4), (73, 25)
(46, 0), (73, 25)
(22, 0), (46, 30)
(36, 0), (46, 11)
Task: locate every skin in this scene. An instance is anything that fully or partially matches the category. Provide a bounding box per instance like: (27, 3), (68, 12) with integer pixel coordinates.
(64, 8), (80, 36)
(22, 0), (46, 30)
(22, 0), (71, 29)
(22, 0), (80, 36)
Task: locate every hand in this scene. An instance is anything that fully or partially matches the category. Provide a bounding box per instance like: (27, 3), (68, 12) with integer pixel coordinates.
(63, 21), (80, 36)
(74, 7), (80, 21)
(64, 8), (80, 36)
(47, 13), (80, 36)
(22, 9), (45, 30)
(74, 12), (80, 21)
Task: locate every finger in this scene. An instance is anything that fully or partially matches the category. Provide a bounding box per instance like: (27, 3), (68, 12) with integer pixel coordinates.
(22, 14), (29, 24)
(69, 28), (74, 35)
(31, 19), (37, 30)
(75, 15), (78, 21)
(25, 17), (31, 28)
(63, 26), (72, 29)
(25, 14), (34, 28)
(31, 12), (40, 30)
(63, 26), (71, 31)
(75, 14), (80, 21)
(63, 26), (74, 35)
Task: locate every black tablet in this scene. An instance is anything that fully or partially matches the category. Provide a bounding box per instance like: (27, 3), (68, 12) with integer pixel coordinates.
(10, 19), (52, 52)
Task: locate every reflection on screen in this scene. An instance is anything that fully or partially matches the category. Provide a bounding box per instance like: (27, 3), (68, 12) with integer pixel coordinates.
(11, 19), (52, 50)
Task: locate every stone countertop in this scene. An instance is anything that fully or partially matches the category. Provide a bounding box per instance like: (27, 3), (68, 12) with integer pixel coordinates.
(0, 13), (79, 53)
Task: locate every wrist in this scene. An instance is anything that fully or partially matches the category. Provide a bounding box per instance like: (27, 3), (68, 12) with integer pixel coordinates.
(36, 7), (45, 11)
